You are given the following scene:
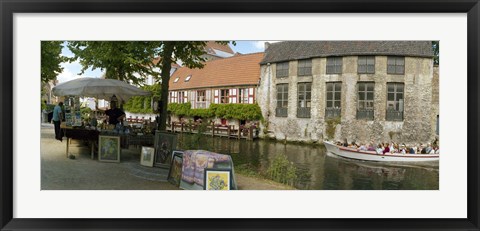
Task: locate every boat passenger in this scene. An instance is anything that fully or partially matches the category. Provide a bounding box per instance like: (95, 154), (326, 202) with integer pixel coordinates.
(417, 143), (423, 154)
(343, 139), (348, 147)
(409, 145), (416, 154)
(420, 144), (427, 154)
(358, 143), (367, 151)
(383, 143), (390, 154)
(376, 144), (383, 154)
(367, 143), (376, 151)
(350, 141), (358, 148)
(425, 143), (433, 154)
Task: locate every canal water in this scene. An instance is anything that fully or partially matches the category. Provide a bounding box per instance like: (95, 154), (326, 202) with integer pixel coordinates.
(176, 133), (439, 190)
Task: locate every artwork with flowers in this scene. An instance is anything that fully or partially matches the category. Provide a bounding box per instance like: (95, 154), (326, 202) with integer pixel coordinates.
(98, 135), (120, 163)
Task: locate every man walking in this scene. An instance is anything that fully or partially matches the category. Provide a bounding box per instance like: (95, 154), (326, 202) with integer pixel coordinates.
(52, 102), (63, 142)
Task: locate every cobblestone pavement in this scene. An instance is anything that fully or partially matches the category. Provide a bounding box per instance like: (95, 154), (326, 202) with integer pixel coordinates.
(40, 124), (293, 190)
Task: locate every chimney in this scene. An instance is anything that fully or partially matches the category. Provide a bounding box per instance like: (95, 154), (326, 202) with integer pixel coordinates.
(264, 42), (270, 50)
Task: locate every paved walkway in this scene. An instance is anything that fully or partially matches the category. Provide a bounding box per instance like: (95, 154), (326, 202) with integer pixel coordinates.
(41, 124), (293, 190)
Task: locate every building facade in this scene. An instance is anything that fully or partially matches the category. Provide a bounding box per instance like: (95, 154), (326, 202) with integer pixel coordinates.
(168, 52), (264, 125)
(257, 41), (438, 144)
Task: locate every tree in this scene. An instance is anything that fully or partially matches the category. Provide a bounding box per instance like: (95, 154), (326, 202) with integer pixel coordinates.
(67, 41), (162, 85)
(67, 41), (234, 131)
(432, 41), (439, 65)
(41, 41), (65, 84)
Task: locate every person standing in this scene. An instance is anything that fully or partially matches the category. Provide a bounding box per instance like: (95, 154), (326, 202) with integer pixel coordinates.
(105, 96), (125, 125)
(52, 102), (63, 142)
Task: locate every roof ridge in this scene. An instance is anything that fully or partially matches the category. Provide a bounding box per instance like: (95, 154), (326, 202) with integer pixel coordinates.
(202, 52), (264, 63)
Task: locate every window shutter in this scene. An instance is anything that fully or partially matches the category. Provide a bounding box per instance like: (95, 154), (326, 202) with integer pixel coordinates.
(214, 89), (219, 104)
(190, 91), (196, 108)
(230, 89), (237, 103)
(249, 87), (255, 104)
(206, 90), (212, 108)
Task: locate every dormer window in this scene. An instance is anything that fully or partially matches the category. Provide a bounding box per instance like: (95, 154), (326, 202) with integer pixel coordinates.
(185, 75), (191, 82)
(173, 77), (180, 83)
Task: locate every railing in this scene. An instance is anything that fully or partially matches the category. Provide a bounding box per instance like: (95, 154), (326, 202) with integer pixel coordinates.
(170, 121), (258, 140)
(297, 107), (311, 118)
(356, 109), (374, 120)
(386, 110), (403, 121)
(325, 108), (341, 119)
(276, 107), (288, 117)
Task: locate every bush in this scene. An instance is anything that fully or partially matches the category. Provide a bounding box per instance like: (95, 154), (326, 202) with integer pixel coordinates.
(167, 103), (263, 121)
(325, 117), (341, 139)
(123, 84), (161, 114)
(266, 154), (297, 186)
(167, 102), (191, 116)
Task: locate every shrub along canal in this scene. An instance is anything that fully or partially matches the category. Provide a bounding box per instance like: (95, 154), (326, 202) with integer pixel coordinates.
(177, 133), (439, 190)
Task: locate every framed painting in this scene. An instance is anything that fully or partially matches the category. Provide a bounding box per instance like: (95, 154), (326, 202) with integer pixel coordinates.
(172, 150), (184, 160)
(98, 135), (120, 163)
(139, 146), (155, 167)
(167, 151), (184, 187)
(2, 0), (480, 231)
(203, 168), (232, 190)
(153, 131), (177, 168)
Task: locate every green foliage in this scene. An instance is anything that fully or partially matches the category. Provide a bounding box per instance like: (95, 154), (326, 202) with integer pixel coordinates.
(432, 41), (439, 65)
(210, 103), (263, 120)
(266, 154), (298, 186)
(234, 163), (261, 177)
(67, 41), (162, 85)
(80, 107), (92, 120)
(325, 117), (341, 139)
(188, 108), (215, 118)
(123, 84), (161, 113)
(41, 41), (65, 84)
(167, 103), (263, 121)
(41, 100), (47, 110)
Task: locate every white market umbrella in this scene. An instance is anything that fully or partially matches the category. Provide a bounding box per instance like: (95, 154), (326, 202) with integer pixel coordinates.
(52, 77), (151, 102)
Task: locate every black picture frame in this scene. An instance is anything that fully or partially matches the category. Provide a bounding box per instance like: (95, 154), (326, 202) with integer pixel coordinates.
(167, 151), (184, 187)
(203, 168), (233, 190)
(1, 0), (479, 230)
(153, 130), (177, 168)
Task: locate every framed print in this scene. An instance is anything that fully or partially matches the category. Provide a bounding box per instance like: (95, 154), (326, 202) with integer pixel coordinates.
(139, 146), (155, 167)
(153, 131), (177, 168)
(64, 112), (73, 127)
(73, 111), (82, 127)
(167, 151), (184, 187)
(98, 135), (120, 163)
(203, 168), (232, 190)
(172, 150), (184, 160)
(2, 0), (480, 231)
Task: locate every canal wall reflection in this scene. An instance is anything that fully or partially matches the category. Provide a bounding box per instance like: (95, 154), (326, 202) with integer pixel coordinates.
(176, 134), (439, 190)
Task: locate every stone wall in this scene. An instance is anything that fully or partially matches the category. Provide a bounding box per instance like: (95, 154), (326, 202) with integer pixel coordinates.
(258, 56), (437, 144)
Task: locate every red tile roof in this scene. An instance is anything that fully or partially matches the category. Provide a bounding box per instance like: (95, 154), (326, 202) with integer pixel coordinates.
(169, 52), (264, 91)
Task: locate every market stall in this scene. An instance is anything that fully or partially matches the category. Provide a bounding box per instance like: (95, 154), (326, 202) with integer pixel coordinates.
(52, 77), (151, 160)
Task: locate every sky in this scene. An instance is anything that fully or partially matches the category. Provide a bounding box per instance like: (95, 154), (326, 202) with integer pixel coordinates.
(57, 41), (275, 84)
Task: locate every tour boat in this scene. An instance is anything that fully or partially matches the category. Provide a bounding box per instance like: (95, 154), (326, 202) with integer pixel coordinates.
(323, 141), (439, 162)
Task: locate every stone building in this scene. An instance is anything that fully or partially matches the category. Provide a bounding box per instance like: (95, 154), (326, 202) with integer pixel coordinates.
(257, 41), (439, 144)
(168, 52), (264, 126)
